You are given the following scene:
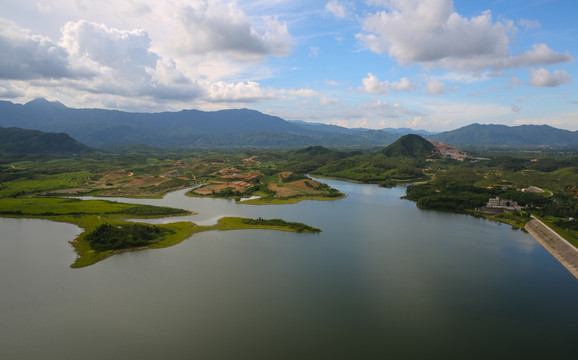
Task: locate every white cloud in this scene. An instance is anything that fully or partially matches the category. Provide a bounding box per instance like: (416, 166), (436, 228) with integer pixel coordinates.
(174, 1), (293, 60)
(60, 20), (158, 73)
(0, 18), (81, 80)
(205, 80), (318, 103)
(57, 20), (201, 100)
(503, 43), (573, 69)
(357, 0), (572, 72)
(391, 77), (417, 91)
(425, 78), (446, 95)
(325, 80), (340, 86)
(361, 72), (389, 94)
(325, 1), (348, 19)
(361, 73), (417, 93)
(511, 104), (522, 112)
(0, 13), (304, 108)
(206, 81), (277, 102)
(529, 68), (571, 87)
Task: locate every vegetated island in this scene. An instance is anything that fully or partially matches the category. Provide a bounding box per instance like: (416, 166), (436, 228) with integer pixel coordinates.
(0, 198), (320, 268)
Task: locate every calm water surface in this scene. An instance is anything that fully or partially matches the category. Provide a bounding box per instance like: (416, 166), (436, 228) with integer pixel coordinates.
(1, 179), (577, 359)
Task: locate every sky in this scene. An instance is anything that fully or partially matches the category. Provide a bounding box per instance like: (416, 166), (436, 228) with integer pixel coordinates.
(0, 0), (577, 131)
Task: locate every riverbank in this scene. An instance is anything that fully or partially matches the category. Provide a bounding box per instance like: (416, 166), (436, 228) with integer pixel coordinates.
(525, 216), (578, 279)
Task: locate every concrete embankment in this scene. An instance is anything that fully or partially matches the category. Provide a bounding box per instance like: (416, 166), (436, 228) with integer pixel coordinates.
(525, 216), (578, 280)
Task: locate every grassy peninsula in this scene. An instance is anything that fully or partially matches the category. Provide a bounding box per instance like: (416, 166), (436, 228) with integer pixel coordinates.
(0, 197), (321, 268)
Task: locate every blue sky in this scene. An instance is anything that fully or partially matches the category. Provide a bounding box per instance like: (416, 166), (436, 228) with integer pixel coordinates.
(0, 0), (576, 131)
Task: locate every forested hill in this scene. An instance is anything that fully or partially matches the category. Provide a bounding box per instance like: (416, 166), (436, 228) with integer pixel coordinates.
(312, 134), (437, 183)
(0, 127), (91, 154)
(430, 123), (578, 146)
(381, 134), (436, 157)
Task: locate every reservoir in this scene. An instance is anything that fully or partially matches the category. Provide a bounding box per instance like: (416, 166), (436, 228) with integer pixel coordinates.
(1, 179), (577, 359)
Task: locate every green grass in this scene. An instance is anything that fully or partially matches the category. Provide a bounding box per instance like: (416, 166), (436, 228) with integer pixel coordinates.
(479, 211), (531, 229)
(0, 171), (91, 197)
(218, 217), (321, 232)
(0, 198), (188, 216)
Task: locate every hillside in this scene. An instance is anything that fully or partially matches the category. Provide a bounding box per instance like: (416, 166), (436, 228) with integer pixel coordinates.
(431, 123), (578, 146)
(313, 134), (434, 183)
(0, 127), (90, 154)
(381, 134), (436, 157)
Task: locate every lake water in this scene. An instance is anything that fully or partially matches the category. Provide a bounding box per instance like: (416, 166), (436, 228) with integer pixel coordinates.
(1, 179), (577, 359)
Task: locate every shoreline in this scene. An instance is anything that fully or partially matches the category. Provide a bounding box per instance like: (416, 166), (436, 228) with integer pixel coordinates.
(525, 216), (578, 280)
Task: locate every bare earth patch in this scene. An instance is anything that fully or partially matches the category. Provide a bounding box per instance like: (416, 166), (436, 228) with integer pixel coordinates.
(193, 181), (252, 195)
(268, 180), (325, 197)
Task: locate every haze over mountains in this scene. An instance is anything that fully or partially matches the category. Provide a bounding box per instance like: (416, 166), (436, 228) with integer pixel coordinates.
(0, 99), (576, 148)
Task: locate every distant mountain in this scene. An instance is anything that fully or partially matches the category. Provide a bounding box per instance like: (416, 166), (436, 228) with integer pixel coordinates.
(431, 123), (578, 146)
(382, 127), (438, 136)
(0, 99), (399, 148)
(381, 134), (436, 157)
(0, 127), (90, 154)
(1, 100), (576, 148)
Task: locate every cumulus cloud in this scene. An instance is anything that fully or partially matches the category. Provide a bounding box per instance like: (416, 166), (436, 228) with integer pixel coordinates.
(57, 20), (201, 100)
(174, 0), (293, 60)
(60, 20), (158, 74)
(357, 0), (572, 72)
(361, 73), (390, 94)
(361, 73), (417, 93)
(529, 68), (571, 87)
(0, 19), (81, 80)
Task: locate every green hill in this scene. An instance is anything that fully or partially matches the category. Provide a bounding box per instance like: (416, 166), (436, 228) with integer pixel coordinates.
(381, 134), (436, 157)
(312, 134), (433, 183)
(283, 146), (361, 173)
(0, 127), (90, 154)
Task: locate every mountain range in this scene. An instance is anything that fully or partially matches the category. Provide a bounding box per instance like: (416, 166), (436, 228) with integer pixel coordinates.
(0, 99), (576, 148)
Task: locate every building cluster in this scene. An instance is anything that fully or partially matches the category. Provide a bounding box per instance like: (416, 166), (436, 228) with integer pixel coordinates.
(478, 197), (522, 214)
